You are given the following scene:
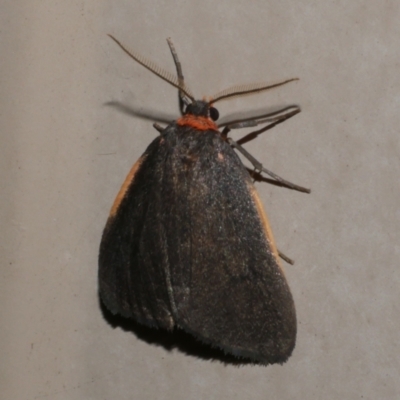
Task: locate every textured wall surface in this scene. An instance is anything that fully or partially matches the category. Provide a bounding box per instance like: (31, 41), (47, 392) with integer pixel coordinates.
(1, 1), (399, 399)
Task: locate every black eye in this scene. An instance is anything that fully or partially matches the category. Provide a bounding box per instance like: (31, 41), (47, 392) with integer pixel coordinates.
(209, 107), (219, 121)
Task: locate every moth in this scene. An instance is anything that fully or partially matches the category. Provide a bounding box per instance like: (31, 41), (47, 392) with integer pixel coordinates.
(99, 35), (309, 364)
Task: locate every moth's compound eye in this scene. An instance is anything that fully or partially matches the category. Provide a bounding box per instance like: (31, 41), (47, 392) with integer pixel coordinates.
(209, 107), (219, 121)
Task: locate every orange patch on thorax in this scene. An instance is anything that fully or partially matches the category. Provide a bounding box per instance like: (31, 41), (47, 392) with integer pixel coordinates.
(177, 115), (218, 131)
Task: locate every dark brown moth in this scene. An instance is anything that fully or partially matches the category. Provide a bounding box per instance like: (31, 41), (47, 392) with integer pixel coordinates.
(99, 35), (310, 365)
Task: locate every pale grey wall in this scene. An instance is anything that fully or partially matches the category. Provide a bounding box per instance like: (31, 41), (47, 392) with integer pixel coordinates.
(1, 1), (399, 399)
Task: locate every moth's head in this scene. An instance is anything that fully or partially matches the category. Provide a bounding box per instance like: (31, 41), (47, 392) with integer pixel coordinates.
(184, 100), (219, 121)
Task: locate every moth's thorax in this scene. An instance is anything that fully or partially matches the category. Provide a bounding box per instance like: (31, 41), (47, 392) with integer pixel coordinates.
(177, 114), (218, 131)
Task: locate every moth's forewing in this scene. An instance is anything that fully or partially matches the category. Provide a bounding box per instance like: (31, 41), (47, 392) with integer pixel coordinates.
(99, 124), (296, 364)
(99, 136), (175, 329)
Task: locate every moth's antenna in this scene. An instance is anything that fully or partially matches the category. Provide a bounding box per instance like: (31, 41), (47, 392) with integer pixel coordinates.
(108, 34), (195, 101)
(211, 79), (298, 104)
(166, 38), (192, 114)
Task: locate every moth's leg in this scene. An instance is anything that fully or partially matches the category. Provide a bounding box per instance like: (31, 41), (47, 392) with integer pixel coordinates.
(153, 123), (165, 134)
(221, 106), (300, 143)
(228, 136), (310, 193)
(224, 106), (309, 264)
(223, 105), (309, 192)
(278, 250), (294, 265)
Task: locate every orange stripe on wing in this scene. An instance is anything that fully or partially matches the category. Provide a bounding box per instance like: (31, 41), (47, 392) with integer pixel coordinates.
(248, 183), (285, 274)
(109, 155), (146, 217)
